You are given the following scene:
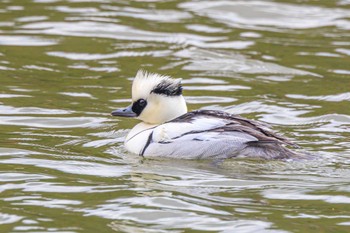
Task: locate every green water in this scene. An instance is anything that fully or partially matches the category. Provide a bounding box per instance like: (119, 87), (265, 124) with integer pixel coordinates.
(1, 0), (350, 232)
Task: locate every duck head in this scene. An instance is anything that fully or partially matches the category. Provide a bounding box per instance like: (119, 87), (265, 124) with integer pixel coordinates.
(111, 70), (187, 125)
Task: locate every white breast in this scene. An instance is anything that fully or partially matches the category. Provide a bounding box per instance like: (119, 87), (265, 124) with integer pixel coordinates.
(124, 122), (155, 155)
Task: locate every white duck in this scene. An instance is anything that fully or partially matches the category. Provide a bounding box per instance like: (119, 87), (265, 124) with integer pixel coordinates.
(111, 70), (300, 159)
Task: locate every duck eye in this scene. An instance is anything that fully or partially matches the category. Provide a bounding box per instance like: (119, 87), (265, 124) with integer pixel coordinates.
(139, 99), (146, 106)
(131, 98), (147, 116)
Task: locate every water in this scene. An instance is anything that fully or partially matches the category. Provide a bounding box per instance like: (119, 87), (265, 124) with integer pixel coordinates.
(1, 0), (350, 232)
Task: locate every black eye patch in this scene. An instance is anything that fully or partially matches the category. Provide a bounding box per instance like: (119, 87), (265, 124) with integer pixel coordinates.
(131, 99), (147, 116)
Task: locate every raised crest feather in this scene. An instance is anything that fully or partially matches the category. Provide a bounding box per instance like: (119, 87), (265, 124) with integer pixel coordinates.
(151, 79), (182, 96)
(132, 70), (182, 100)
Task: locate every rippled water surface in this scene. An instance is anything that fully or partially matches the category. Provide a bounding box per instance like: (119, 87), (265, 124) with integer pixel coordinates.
(1, 0), (350, 232)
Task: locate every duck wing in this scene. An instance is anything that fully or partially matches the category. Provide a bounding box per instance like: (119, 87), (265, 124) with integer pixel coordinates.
(172, 110), (298, 147)
(141, 110), (299, 159)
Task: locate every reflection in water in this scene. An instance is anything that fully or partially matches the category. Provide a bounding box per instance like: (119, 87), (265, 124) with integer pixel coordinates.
(1, 0), (350, 232)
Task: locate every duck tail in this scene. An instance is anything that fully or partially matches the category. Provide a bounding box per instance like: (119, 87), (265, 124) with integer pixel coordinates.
(242, 141), (307, 160)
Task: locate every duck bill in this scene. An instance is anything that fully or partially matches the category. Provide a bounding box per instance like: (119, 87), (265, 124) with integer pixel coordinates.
(111, 105), (137, 117)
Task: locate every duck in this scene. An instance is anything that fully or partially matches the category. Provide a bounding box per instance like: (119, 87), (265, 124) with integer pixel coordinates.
(111, 70), (301, 160)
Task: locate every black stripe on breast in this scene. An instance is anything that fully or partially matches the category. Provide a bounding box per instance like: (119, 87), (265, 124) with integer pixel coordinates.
(140, 132), (153, 156)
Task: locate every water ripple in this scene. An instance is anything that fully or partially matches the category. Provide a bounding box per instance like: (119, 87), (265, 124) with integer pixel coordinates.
(98, 5), (192, 22)
(0, 213), (22, 225)
(0, 35), (57, 46)
(0, 116), (108, 128)
(185, 96), (237, 104)
(0, 94), (31, 98)
(263, 190), (350, 204)
(0, 147), (39, 156)
(20, 21), (226, 44)
(0, 105), (71, 115)
(0, 158), (129, 177)
(180, 1), (350, 30)
(174, 48), (319, 76)
(287, 93), (350, 102)
(47, 50), (171, 60)
(186, 85), (250, 91)
(186, 24), (230, 33)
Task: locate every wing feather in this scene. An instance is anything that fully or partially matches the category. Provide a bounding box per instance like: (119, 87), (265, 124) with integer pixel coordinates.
(140, 110), (299, 159)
